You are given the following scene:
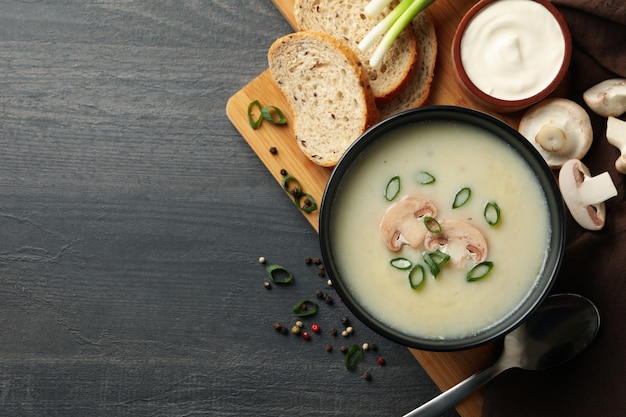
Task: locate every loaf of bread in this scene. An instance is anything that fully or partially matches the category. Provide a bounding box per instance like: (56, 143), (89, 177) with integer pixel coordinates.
(378, 10), (438, 119)
(294, 0), (418, 106)
(268, 31), (379, 167)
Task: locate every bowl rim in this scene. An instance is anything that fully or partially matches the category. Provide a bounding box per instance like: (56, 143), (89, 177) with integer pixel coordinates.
(451, 0), (572, 110)
(319, 105), (566, 351)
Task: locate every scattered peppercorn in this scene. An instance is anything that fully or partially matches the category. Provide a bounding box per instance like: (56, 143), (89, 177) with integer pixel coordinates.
(377, 357), (386, 366)
(362, 343), (369, 351)
(315, 289), (323, 299)
(269, 146), (277, 154)
(341, 317), (350, 326)
(369, 342), (378, 351)
(363, 372), (372, 381)
(312, 257), (321, 265)
(318, 264), (325, 271)
(280, 168), (287, 176)
(291, 325), (301, 335)
(295, 321), (304, 328)
(273, 322), (288, 334)
(327, 279), (333, 287)
(325, 343), (333, 352)
(323, 293), (333, 304)
(258, 256), (266, 264)
(304, 256), (312, 265)
(341, 330), (348, 337)
(340, 345), (348, 354)
(317, 270), (325, 278)
(346, 326), (354, 335)
(311, 323), (320, 333)
(302, 331), (311, 340)
(329, 327), (338, 336)
(264, 281), (272, 290)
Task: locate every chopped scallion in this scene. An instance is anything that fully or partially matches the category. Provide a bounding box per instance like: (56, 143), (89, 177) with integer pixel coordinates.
(384, 175), (401, 201)
(390, 257), (412, 270)
(345, 344), (364, 370)
(423, 250), (450, 278)
(408, 264), (426, 289)
(292, 299), (319, 317)
(415, 170), (436, 184)
(466, 261), (494, 282)
(266, 264), (294, 284)
(261, 105), (287, 125)
(247, 100), (263, 129)
(484, 201), (501, 226)
(281, 174), (302, 196)
(452, 187), (471, 208)
(295, 193), (318, 213)
(423, 216), (441, 234)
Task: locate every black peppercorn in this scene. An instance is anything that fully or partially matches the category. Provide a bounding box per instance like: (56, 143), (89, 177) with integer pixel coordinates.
(269, 146), (277, 154)
(363, 372), (372, 381)
(315, 289), (323, 299)
(325, 343), (333, 352)
(329, 327), (338, 336)
(304, 256), (312, 265)
(340, 345), (348, 354)
(280, 168), (287, 176)
(312, 257), (321, 265)
(341, 317), (350, 326)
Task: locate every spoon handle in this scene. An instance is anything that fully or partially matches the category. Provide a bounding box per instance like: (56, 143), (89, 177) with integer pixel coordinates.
(402, 363), (505, 417)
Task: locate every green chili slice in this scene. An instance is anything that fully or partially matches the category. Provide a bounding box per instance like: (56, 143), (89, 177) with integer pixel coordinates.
(345, 344), (364, 370)
(292, 299), (319, 317)
(423, 216), (441, 234)
(452, 187), (471, 208)
(247, 100), (263, 129)
(467, 261), (494, 282)
(261, 105), (287, 125)
(281, 174), (302, 197)
(408, 264), (426, 289)
(266, 264), (294, 284)
(295, 193), (318, 213)
(415, 170), (436, 185)
(384, 176), (401, 201)
(423, 250), (450, 278)
(390, 257), (412, 270)
(484, 201), (501, 226)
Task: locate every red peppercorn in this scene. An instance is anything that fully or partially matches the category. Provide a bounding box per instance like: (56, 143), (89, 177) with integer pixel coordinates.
(311, 323), (320, 333)
(377, 357), (386, 366)
(302, 332), (311, 340)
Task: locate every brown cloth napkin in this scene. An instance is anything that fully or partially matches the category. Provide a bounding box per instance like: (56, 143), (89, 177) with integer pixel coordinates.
(481, 1), (626, 416)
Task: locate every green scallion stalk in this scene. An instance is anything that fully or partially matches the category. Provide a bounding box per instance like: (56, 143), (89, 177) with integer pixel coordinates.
(364, 0), (395, 17)
(368, 0), (437, 67)
(384, 175), (401, 201)
(359, 0), (414, 53)
(466, 261), (494, 282)
(390, 257), (412, 270)
(408, 264), (426, 289)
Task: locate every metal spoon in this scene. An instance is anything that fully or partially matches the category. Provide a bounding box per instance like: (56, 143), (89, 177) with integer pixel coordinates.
(403, 293), (601, 417)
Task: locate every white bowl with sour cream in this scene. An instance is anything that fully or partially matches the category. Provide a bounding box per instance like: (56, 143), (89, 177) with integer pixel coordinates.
(319, 106), (565, 351)
(452, 0), (572, 113)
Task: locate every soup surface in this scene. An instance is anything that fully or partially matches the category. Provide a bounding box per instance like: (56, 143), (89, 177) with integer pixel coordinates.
(330, 120), (551, 340)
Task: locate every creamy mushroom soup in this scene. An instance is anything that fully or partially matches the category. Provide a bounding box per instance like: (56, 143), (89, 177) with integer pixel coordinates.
(330, 120), (551, 340)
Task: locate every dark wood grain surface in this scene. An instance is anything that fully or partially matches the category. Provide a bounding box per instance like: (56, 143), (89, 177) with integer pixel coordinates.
(0, 1), (459, 416)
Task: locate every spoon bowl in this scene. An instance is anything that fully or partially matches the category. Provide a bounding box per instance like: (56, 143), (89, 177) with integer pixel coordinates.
(403, 293), (600, 417)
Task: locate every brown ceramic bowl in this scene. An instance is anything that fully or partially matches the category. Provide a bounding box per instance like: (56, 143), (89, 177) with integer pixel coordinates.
(452, 0), (572, 113)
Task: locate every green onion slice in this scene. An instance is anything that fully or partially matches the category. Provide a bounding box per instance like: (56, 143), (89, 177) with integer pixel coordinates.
(452, 187), (471, 208)
(423, 250), (450, 278)
(390, 257), (412, 270)
(345, 344), (364, 370)
(261, 105), (287, 125)
(292, 299), (319, 317)
(247, 100), (263, 129)
(281, 174), (302, 196)
(384, 175), (401, 201)
(466, 261), (494, 282)
(484, 201), (501, 226)
(295, 193), (318, 213)
(408, 264), (426, 289)
(423, 216), (441, 234)
(415, 170), (436, 185)
(266, 264), (294, 284)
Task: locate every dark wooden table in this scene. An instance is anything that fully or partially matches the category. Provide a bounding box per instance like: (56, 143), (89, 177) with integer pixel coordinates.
(0, 1), (460, 416)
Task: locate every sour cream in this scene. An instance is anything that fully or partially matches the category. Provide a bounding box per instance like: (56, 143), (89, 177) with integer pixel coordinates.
(460, 0), (565, 101)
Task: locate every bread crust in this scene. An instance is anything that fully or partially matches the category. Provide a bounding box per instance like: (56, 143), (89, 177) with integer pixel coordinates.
(268, 31), (379, 167)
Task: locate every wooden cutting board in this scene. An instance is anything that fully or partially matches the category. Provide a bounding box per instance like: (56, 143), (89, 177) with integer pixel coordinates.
(226, 1), (523, 415)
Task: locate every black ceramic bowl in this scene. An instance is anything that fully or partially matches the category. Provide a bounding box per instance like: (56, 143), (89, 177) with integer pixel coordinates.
(319, 106), (565, 351)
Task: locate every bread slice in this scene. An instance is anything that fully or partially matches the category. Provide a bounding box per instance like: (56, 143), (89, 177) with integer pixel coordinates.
(294, 0), (418, 106)
(268, 31), (379, 167)
(378, 10), (438, 119)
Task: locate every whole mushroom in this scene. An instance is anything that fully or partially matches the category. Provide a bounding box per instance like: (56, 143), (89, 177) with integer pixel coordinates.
(559, 159), (618, 231)
(424, 220), (488, 268)
(518, 98), (593, 169)
(606, 116), (626, 174)
(380, 195), (438, 252)
(583, 78), (626, 117)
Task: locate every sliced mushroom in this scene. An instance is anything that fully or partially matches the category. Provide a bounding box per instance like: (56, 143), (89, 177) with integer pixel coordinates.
(518, 98), (593, 169)
(583, 78), (626, 117)
(423, 220), (488, 268)
(380, 195), (437, 252)
(559, 159), (618, 231)
(606, 116), (626, 174)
